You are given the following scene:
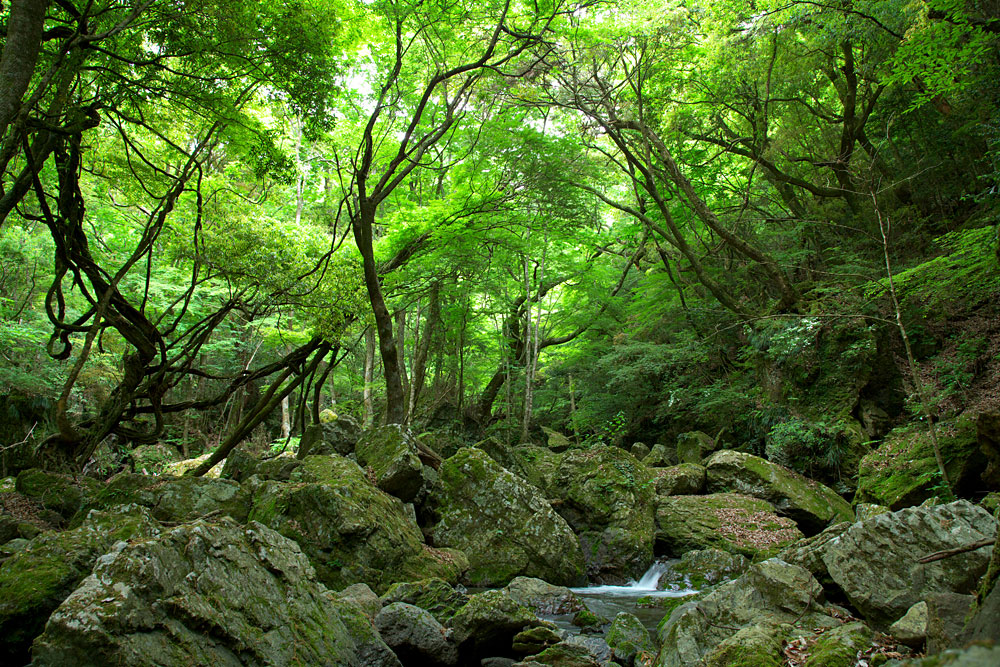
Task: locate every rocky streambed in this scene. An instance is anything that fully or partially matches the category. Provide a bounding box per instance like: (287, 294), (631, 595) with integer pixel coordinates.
(0, 423), (998, 666)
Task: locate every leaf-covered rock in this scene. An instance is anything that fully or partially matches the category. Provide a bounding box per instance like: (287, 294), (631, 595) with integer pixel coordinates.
(655, 493), (803, 558)
(705, 449), (854, 533)
(653, 463), (706, 495)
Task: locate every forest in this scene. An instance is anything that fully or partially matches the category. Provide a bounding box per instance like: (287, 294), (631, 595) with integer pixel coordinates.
(1, 0), (999, 666)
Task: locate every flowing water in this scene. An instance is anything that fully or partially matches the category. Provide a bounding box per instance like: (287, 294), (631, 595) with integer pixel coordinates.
(546, 560), (700, 634)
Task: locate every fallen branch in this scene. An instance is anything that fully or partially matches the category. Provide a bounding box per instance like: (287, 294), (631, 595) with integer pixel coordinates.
(917, 538), (995, 564)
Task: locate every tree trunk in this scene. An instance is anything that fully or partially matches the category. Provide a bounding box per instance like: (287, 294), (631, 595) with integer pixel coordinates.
(0, 0), (49, 135)
(363, 326), (376, 428)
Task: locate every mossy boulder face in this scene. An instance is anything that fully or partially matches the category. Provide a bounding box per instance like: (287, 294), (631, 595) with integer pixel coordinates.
(298, 414), (362, 458)
(550, 445), (655, 583)
(0, 505), (161, 664)
(72, 473), (249, 526)
(221, 448), (301, 483)
(355, 424), (424, 502)
(802, 621), (873, 667)
(514, 642), (602, 666)
(821, 500), (996, 630)
(509, 445), (564, 495)
(30, 518), (401, 667)
(705, 450), (854, 534)
(380, 577), (469, 625)
(541, 427), (573, 453)
(658, 548), (750, 591)
(374, 602), (459, 666)
(645, 442), (677, 468)
(449, 589), (540, 662)
(655, 493), (804, 558)
(777, 522), (850, 583)
(654, 463), (706, 495)
(128, 443), (180, 474)
(856, 419), (985, 510)
(162, 453), (224, 477)
(605, 612), (654, 664)
(504, 576), (586, 615)
(419, 430), (466, 461)
(701, 621), (785, 667)
(431, 448), (585, 587)
(657, 559), (837, 667)
(512, 625), (562, 656)
(248, 454), (465, 594)
(676, 431), (717, 464)
(335, 582), (382, 620)
(14, 469), (101, 520)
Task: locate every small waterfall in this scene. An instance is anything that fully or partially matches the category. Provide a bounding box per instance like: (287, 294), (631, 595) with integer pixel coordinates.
(571, 560), (686, 596)
(631, 560), (671, 590)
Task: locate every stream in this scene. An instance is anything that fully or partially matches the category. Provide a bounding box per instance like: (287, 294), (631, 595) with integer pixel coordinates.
(546, 560), (700, 634)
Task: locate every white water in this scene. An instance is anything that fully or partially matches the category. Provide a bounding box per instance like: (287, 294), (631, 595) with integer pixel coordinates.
(570, 560), (696, 597)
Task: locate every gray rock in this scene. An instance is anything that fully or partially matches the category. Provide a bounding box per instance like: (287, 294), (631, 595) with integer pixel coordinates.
(73, 473), (249, 525)
(821, 500), (996, 629)
(885, 644), (1000, 666)
(504, 577), (585, 615)
(604, 612), (654, 664)
(677, 431), (717, 464)
(645, 443), (677, 467)
(380, 578), (469, 625)
(356, 425), (425, 502)
(564, 635), (613, 664)
(512, 625), (561, 656)
(889, 601), (928, 648)
(336, 582), (382, 619)
(450, 589), (538, 662)
(630, 442), (651, 461)
(432, 448), (585, 587)
(30, 518), (401, 667)
(299, 415), (362, 458)
(375, 602), (458, 666)
(925, 593), (974, 654)
(658, 548), (750, 590)
(658, 559), (838, 667)
(777, 521), (850, 581)
(705, 450), (854, 533)
(653, 463), (706, 495)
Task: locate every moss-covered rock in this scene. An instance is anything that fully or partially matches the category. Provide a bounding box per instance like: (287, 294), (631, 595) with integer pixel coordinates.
(504, 576), (586, 615)
(162, 453), (224, 477)
(128, 443), (181, 474)
(605, 612), (654, 664)
(512, 625), (562, 656)
(677, 431), (717, 464)
(335, 582), (382, 620)
(1, 477), (15, 493)
(72, 472), (249, 526)
(856, 419), (985, 510)
(702, 621), (786, 667)
(374, 602), (458, 666)
(449, 589), (539, 661)
(379, 577), (469, 625)
(431, 447), (585, 587)
(705, 450), (854, 534)
(883, 645), (1000, 666)
(355, 425), (424, 502)
(30, 518), (401, 667)
(0, 505), (161, 664)
(550, 445), (655, 583)
(248, 454), (465, 594)
(571, 608), (608, 632)
(645, 442), (677, 467)
(658, 548), (750, 590)
(821, 500), (996, 630)
(654, 463), (706, 495)
(657, 559), (838, 667)
(509, 445), (563, 495)
(655, 493), (804, 558)
(14, 469), (100, 520)
(803, 621), (874, 667)
(514, 642), (602, 666)
(777, 522), (850, 584)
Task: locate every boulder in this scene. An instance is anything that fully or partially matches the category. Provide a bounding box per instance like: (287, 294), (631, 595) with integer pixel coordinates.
(504, 577), (586, 615)
(128, 443), (180, 474)
(889, 601), (928, 648)
(509, 445), (563, 495)
(701, 621), (785, 667)
(655, 493), (803, 558)
(335, 583), (382, 619)
(513, 642), (601, 666)
(604, 612), (654, 665)
(380, 577), (469, 625)
(449, 589), (539, 662)
(776, 521), (850, 583)
(801, 620), (873, 667)
(658, 549), (750, 591)
(705, 449), (854, 533)
(856, 419), (986, 510)
(676, 431), (717, 464)
(431, 448), (585, 587)
(564, 636), (613, 664)
(645, 443), (677, 468)
(375, 602), (458, 666)
(162, 453), (223, 477)
(885, 645), (1000, 666)
(925, 593), (974, 655)
(15, 469), (100, 521)
(30, 518), (401, 667)
(658, 559), (837, 667)
(630, 442), (650, 461)
(72, 473), (249, 525)
(855, 502), (890, 521)
(541, 427), (573, 453)
(355, 425), (424, 502)
(512, 625), (562, 657)
(821, 500), (996, 629)
(0, 506), (160, 664)
(248, 454), (465, 593)
(298, 414), (362, 458)
(572, 608), (609, 633)
(653, 463), (705, 496)
(550, 445), (655, 583)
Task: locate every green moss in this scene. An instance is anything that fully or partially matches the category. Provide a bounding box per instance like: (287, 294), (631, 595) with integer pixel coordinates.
(703, 622), (786, 667)
(571, 608), (607, 629)
(380, 578), (468, 624)
(803, 622), (874, 667)
(856, 419), (980, 509)
(14, 469), (98, 519)
(638, 593), (700, 615)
